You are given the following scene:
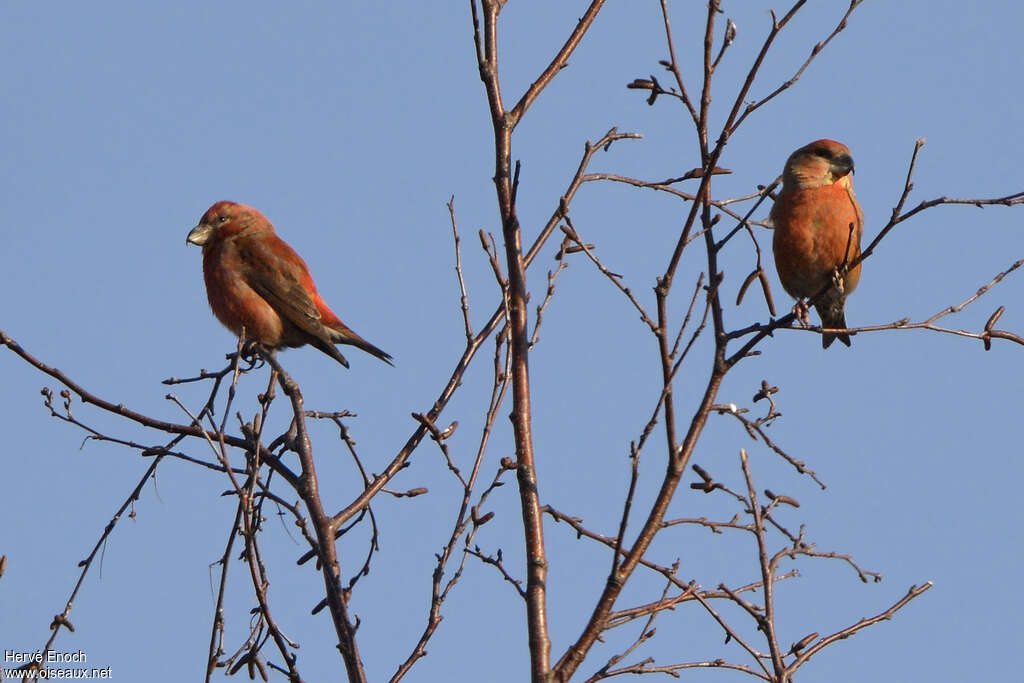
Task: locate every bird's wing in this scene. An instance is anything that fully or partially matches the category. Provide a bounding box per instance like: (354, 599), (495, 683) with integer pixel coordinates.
(237, 235), (332, 342)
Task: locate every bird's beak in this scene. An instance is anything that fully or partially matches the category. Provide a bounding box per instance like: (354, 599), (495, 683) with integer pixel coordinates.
(834, 154), (855, 177)
(186, 222), (213, 246)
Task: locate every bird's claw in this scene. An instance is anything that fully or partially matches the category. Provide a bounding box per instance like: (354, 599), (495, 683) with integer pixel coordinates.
(831, 267), (846, 294)
(792, 300), (811, 327)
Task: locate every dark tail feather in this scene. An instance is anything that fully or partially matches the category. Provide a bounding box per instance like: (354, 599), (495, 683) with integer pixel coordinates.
(322, 324), (393, 367)
(819, 307), (852, 349)
(341, 335), (394, 366)
(312, 338), (351, 368)
(821, 331), (851, 349)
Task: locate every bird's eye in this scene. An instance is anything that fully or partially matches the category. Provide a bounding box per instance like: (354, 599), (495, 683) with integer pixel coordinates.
(812, 148), (831, 159)
(218, 215), (229, 223)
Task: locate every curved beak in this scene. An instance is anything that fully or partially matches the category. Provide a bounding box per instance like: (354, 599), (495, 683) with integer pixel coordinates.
(186, 222), (213, 246)
(833, 153), (855, 177)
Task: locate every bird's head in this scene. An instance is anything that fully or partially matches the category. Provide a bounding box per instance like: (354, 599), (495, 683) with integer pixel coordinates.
(781, 139), (855, 190)
(186, 201), (273, 247)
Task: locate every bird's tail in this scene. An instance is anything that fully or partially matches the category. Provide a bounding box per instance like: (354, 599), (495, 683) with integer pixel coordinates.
(343, 335), (394, 366)
(329, 326), (394, 366)
(818, 302), (851, 349)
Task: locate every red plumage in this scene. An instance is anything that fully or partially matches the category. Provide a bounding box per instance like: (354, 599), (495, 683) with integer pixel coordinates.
(770, 140), (863, 349)
(186, 201), (392, 368)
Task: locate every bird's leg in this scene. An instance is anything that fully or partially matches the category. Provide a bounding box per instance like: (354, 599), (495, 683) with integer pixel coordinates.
(792, 299), (811, 326)
(238, 337), (261, 364)
(831, 267), (846, 295)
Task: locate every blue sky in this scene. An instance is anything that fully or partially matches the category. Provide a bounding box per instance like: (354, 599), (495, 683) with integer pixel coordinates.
(1, 3), (1022, 681)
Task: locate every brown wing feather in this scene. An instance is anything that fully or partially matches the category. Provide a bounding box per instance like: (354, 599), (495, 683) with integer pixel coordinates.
(236, 236), (336, 346)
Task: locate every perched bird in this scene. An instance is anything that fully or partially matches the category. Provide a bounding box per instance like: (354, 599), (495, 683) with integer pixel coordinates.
(186, 201), (392, 367)
(770, 139), (863, 348)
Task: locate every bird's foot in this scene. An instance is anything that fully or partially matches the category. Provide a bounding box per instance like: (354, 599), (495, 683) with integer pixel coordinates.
(241, 340), (261, 360)
(792, 300), (811, 327)
(831, 267), (846, 294)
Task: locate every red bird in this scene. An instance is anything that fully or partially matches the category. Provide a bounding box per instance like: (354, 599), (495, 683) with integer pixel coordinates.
(770, 139), (863, 348)
(186, 201), (392, 367)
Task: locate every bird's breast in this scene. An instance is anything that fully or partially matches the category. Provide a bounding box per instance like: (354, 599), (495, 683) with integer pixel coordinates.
(202, 246), (286, 345)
